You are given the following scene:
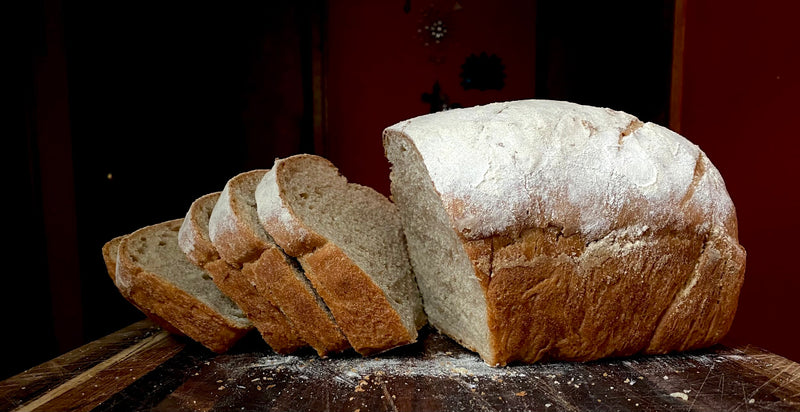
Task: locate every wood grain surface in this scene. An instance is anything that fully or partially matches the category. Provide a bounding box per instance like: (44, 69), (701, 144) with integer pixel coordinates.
(1, 319), (798, 411)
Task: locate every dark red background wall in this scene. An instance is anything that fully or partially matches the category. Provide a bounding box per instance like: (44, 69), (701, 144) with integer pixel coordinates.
(323, 0), (536, 196)
(679, 1), (800, 361)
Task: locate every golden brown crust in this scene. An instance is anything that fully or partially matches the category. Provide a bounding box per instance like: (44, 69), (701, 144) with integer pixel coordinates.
(645, 233), (746, 353)
(300, 243), (414, 356)
(204, 259), (305, 354)
(249, 246), (350, 356)
(465, 225), (745, 366)
(126, 270), (249, 353)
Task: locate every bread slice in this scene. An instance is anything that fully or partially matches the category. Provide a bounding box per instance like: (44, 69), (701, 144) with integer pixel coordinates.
(102, 235), (184, 336)
(115, 219), (253, 353)
(177, 192), (223, 267)
(255, 154), (426, 356)
(208, 170), (350, 356)
(383, 99), (746, 365)
(178, 191), (306, 354)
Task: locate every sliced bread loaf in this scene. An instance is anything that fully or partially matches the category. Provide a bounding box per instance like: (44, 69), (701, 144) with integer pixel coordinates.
(178, 191), (306, 354)
(255, 154), (426, 356)
(115, 219), (253, 353)
(208, 170), (350, 356)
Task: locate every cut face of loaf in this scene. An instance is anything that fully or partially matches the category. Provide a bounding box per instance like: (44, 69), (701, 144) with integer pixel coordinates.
(179, 191), (306, 354)
(207, 170), (349, 356)
(256, 154), (426, 356)
(114, 219), (252, 353)
(383, 99), (746, 366)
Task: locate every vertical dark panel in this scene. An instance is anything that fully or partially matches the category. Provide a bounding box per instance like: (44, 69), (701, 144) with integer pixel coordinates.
(2, 0), (60, 381)
(670, 0), (687, 133)
(36, 0), (84, 354)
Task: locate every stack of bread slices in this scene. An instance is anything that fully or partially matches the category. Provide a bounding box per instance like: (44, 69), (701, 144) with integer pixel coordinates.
(104, 154), (427, 356)
(103, 100), (746, 366)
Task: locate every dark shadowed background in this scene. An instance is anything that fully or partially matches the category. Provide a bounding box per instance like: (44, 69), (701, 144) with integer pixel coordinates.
(7, 0), (799, 380)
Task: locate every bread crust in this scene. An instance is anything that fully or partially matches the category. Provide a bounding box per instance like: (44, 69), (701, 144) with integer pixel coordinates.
(204, 259), (306, 354)
(250, 246), (350, 356)
(115, 220), (251, 353)
(464, 226), (745, 366)
(257, 155), (419, 355)
(301, 243), (414, 355)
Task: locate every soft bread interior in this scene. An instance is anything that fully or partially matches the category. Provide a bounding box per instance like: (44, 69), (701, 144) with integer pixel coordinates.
(384, 132), (491, 358)
(277, 157), (424, 335)
(126, 221), (250, 326)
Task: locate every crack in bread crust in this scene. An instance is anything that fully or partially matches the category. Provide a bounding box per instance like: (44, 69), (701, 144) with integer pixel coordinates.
(468, 225), (743, 366)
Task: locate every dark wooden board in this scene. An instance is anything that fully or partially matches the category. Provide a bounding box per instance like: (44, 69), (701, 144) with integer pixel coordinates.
(2, 319), (798, 411)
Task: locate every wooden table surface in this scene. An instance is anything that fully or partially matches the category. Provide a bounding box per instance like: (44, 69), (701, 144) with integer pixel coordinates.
(1, 319), (798, 412)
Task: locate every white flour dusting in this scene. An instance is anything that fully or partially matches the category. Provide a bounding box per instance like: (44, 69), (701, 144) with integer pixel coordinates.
(386, 100), (735, 240)
(255, 167), (313, 245)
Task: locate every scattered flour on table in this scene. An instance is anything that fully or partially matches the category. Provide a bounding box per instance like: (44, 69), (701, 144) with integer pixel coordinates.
(243, 348), (585, 390)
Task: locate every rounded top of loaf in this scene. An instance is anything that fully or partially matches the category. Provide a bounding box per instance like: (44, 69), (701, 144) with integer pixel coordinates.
(383, 99), (738, 241)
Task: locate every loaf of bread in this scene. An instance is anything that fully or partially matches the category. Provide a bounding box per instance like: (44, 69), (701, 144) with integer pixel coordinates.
(383, 99), (746, 366)
(255, 154), (426, 355)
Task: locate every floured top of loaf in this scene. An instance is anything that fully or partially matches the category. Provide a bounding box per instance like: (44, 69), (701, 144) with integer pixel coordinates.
(384, 99), (737, 241)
